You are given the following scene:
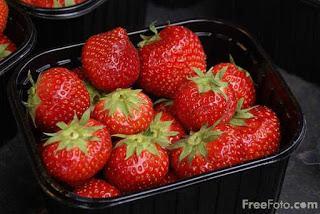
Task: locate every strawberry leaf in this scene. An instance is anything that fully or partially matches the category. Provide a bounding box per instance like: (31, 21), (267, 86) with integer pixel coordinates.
(43, 113), (103, 155)
(138, 21), (161, 48)
(102, 88), (146, 118)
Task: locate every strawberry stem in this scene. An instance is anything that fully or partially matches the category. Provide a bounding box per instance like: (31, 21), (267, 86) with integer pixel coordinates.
(44, 109), (104, 155)
(101, 88), (146, 118)
(229, 98), (256, 126)
(138, 22), (161, 48)
(170, 123), (223, 163)
(188, 67), (229, 100)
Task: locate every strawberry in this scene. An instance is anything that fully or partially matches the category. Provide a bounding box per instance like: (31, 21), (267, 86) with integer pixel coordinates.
(148, 112), (185, 145)
(229, 99), (281, 161)
(212, 55), (256, 108)
(21, 0), (85, 8)
(138, 24), (206, 98)
(154, 98), (176, 116)
(158, 171), (178, 186)
(105, 132), (175, 192)
(26, 67), (90, 132)
(41, 110), (112, 185)
(74, 178), (120, 199)
(0, 34), (16, 61)
(82, 27), (140, 92)
(0, 0), (8, 33)
(170, 123), (243, 179)
(173, 67), (237, 131)
(92, 88), (154, 135)
(71, 67), (101, 106)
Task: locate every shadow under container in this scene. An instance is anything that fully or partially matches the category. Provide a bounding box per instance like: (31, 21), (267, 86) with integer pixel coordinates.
(8, 19), (306, 214)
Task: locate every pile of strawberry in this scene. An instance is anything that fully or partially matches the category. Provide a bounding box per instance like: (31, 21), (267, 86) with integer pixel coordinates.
(21, 0), (86, 8)
(26, 24), (280, 199)
(0, 0), (16, 61)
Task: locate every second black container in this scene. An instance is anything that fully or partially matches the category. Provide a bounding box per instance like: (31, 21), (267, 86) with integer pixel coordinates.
(8, 20), (305, 214)
(11, 0), (146, 50)
(0, 5), (36, 144)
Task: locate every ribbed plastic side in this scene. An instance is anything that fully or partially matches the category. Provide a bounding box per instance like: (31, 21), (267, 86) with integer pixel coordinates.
(44, 158), (289, 214)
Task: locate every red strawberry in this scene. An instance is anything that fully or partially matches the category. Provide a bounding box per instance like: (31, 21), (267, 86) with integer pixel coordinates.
(229, 99), (280, 161)
(148, 112), (185, 145)
(92, 88), (154, 135)
(42, 111), (112, 185)
(71, 67), (101, 105)
(158, 171), (178, 186)
(26, 67), (90, 132)
(21, 0), (85, 8)
(82, 27), (140, 92)
(212, 56), (256, 108)
(0, 35), (16, 61)
(74, 178), (120, 199)
(173, 67), (237, 131)
(105, 133), (172, 192)
(138, 24), (206, 98)
(0, 0), (8, 33)
(154, 98), (176, 116)
(170, 123), (243, 179)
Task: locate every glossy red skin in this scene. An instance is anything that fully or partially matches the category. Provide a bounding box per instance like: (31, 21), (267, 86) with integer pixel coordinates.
(0, 0), (8, 33)
(156, 111), (185, 144)
(74, 178), (120, 199)
(139, 25), (207, 98)
(212, 63), (256, 108)
(92, 92), (154, 135)
(105, 143), (169, 193)
(71, 67), (87, 80)
(237, 106), (280, 161)
(158, 171), (178, 186)
(154, 101), (176, 116)
(21, 0), (85, 8)
(173, 80), (237, 131)
(170, 124), (243, 179)
(42, 119), (112, 184)
(34, 68), (90, 132)
(82, 27), (140, 92)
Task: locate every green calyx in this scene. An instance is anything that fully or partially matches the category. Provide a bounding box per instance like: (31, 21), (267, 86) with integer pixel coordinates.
(189, 67), (229, 100)
(138, 22), (161, 48)
(229, 98), (255, 126)
(114, 112), (179, 159)
(44, 109), (104, 155)
(229, 54), (251, 78)
(101, 88), (146, 118)
(85, 81), (101, 105)
(115, 133), (160, 160)
(0, 44), (12, 60)
(25, 71), (41, 125)
(170, 122), (223, 162)
(144, 112), (179, 147)
(53, 0), (76, 8)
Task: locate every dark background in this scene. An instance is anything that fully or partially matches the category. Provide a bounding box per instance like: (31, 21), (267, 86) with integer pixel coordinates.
(1, 0), (320, 213)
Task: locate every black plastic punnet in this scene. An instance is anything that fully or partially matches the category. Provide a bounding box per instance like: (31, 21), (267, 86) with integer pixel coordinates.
(8, 20), (306, 214)
(10, 0), (146, 50)
(0, 5), (36, 143)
